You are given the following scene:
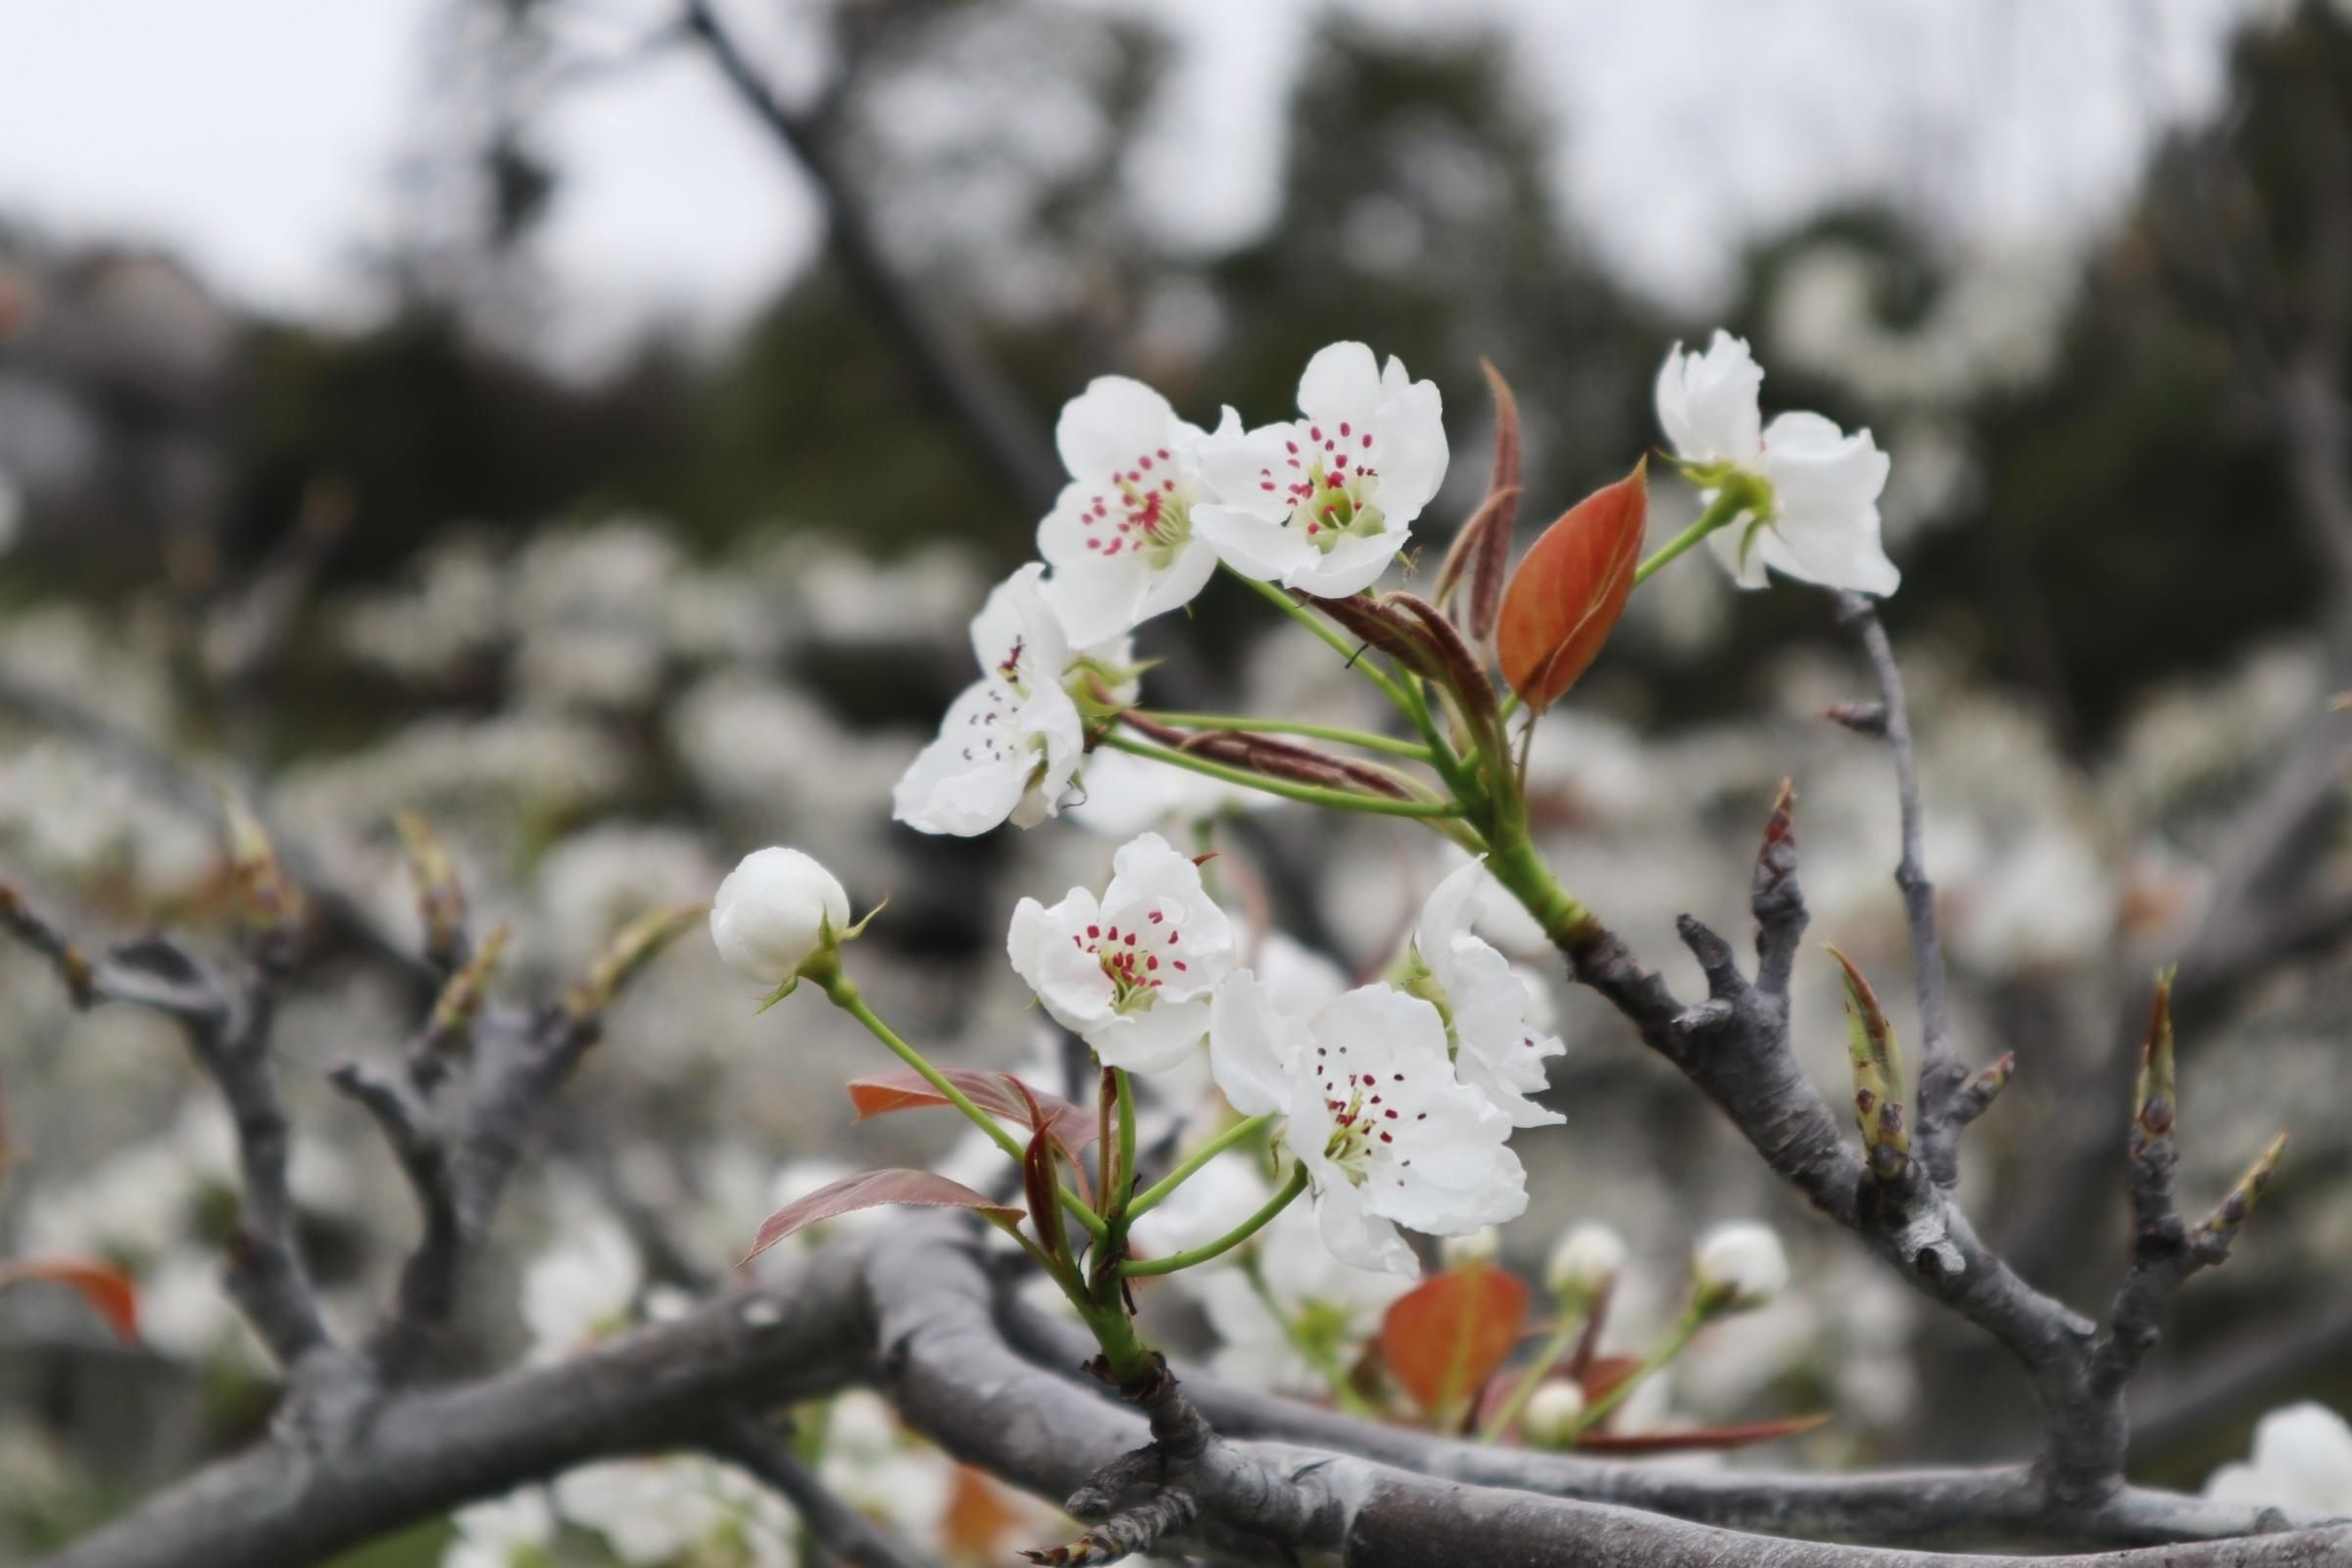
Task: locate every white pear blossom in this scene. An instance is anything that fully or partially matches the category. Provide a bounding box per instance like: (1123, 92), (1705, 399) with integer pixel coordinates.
(1692, 1219), (1789, 1309)
(1405, 859), (1566, 1129)
(1067, 743), (1275, 837)
(894, 564), (1128, 836)
(553, 1458), (740, 1566)
(1193, 1199), (1411, 1396)
(1210, 974), (1527, 1275)
(1128, 1153), (1274, 1263)
(1545, 1221), (1629, 1302)
(1520, 1380), (1591, 1447)
(815, 1391), (956, 1549)
(1196, 342), (1447, 599)
(1006, 831), (1237, 1072)
(442, 1488), (556, 1568)
(1655, 330), (1899, 597)
(709, 846), (850, 988)
(522, 1213), (643, 1358)
(1253, 930), (1351, 1019)
(1038, 376), (1225, 642)
(1440, 1226), (1501, 1267)
(2204, 1402), (2352, 1514)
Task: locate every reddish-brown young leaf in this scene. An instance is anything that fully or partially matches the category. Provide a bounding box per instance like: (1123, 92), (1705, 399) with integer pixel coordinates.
(1378, 1261), (1531, 1419)
(1496, 461), (1649, 711)
(1569, 1412), (1832, 1454)
(848, 1069), (1098, 1166)
(1432, 359), (1524, 644)
(0, 1258), (140, 1344)
(1022, 1125), (1065, 1262)
(745, 1169), (1020, 1262)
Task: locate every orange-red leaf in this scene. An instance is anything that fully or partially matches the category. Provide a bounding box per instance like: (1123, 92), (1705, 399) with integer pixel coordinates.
(745, 1169), (1020, 1262)
(849, 1070), (1097, 1161)
(1378, 1261), (1531, 1419)
(0, 1258), (140, 1344)
(1570, 1412), (1831, 1453)
(944, 1465), (1030, 1557)
(1496, 461), (1649, 711)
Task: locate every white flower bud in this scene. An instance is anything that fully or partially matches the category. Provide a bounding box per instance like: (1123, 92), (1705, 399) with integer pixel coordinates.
(1440, 1226), (1501, 1268)
(709, 848), (850, 987)
(1544, 1222), (1628, 1302)
(1520, 1380), (1589, 1448)
(1691, 1220), (1788, 1310)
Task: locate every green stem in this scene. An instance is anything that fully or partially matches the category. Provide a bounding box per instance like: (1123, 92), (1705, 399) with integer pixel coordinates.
(1481, 826), (1593, 950)
(1567, 1302), (1707, 1439)
(1102, 735), (1463, 819)
(824, 976), (1106, 1241)
(1140, 709), (1431, 760)
(1247, 1255), (1382, 1419)
(1632, 483), (1759, 588)
(1123, 1165), (1309, 1276)
(1479, 1310), (1588, 1442)
(1127, 1113), (1276, 1219)
(1228, 568), (1415, 715)
(1112, 1068), (1138, 1218)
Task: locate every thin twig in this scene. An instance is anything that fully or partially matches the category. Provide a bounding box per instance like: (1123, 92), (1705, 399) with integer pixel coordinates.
(712, 1416), (932, 1568)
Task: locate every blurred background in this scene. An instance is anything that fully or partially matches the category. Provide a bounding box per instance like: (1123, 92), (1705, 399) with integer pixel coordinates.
(4, 0), (2352, 1562)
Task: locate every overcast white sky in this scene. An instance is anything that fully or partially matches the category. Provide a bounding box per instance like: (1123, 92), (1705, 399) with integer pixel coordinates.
(0, 0), (2265, 355)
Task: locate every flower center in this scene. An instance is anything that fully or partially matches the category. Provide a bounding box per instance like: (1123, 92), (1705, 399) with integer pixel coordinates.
(1067, 908), (1191, 1012)
(956, 676), (1051, 785)
(1256, 420), (1385, 554)
(1311, 1054), (1413, 1185)
(1075, 449), (1194, 568)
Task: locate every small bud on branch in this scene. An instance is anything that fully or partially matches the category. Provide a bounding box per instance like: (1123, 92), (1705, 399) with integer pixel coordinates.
(564, 903), (707, 1026)
(425, 922), (511, 1055)
(219, 787), (303, 948)
(1830, 946), (1909, 1181)
(1827, 701), (1889, 737)
(394, 810), (468, 969)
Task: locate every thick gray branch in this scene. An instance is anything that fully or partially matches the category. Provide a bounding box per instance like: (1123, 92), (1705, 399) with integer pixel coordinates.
(42, 1219), (2343, 1568)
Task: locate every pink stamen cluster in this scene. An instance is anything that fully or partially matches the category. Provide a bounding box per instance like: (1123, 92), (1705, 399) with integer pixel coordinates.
(1066, 908), (1191, 1005)
(1255, 421), (1379, 538)
(1075, 448), (1184, 559)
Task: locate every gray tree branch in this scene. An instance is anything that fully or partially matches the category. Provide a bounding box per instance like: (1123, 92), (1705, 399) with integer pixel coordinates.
(682, 0), (1063, 517)
(1833, 592), (1969, 1187)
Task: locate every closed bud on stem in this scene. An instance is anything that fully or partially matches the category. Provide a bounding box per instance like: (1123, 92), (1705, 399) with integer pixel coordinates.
(1692, 1220), (1788, 1314)
(1441, 1226), (1501, 1269)
(710, 848), (874, 1008)
(394, 810), (467, 968)
(1544, 1222), (1627, 1306)
(1519, 1379), (1589, 1448)
(1828, 946), (1908, 1181)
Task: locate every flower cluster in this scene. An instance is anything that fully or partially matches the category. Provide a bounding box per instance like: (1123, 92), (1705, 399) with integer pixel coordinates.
(890, 333), (1895, 840)
(724, 328), (1913, 1443)
(895, 343), (1449, 837)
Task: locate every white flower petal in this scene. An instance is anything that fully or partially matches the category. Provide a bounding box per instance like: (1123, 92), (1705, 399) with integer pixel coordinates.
(1208, 970), (1298, 1116)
